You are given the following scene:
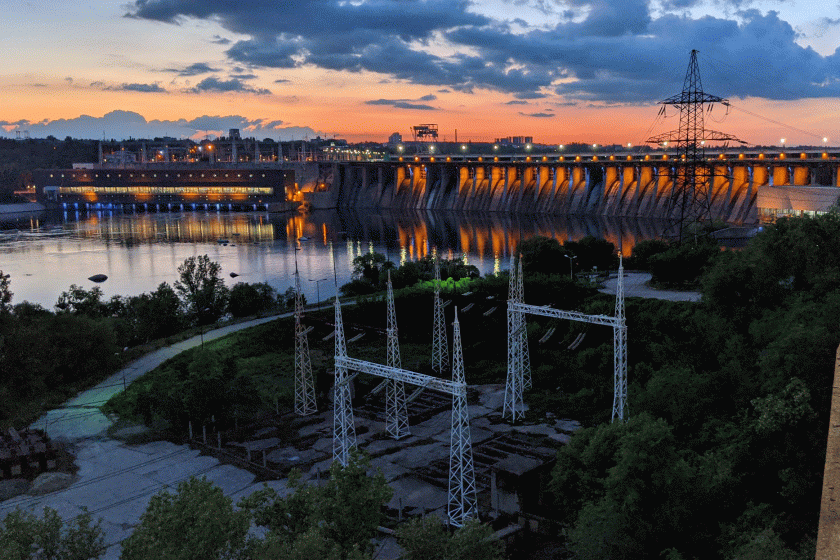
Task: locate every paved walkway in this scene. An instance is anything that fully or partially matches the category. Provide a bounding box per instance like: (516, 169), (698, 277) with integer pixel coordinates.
(600, 271), (701, 303)
(11, 314), (289, 559)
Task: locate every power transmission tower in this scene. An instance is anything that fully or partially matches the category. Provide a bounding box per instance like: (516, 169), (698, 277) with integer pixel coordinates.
(504, 255), (524, 421)
(432, 256), (449, 373)
(612, 256), (628, 422)
(385, 272), (410, 439)
(516, 256), (532, 390)
(448, 308), (477, 527)
(332, 294), (357, 466)
(646, 49), (743, 242)
(294, 261), (317, 416)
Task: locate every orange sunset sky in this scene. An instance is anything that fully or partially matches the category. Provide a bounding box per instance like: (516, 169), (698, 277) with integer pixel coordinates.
(1, 0), (838, 146)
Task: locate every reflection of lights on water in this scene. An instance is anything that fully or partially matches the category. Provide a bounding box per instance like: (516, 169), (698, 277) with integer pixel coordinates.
(368, 241), (374, 255)
(346, 240), (353, 268)
(493, 256), (500, 275)
(400, 247), (407, 267)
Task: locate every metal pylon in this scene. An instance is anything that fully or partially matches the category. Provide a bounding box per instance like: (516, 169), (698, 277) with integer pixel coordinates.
(432, 257), (448, 373)
(646, 49), (743, 242)
(294, 267), (317, 416)
(612, 256), (628, 422)
(385, 272), (410, 439)
(332, 295), (357, 466)
(516, 256), (532, 390)
(448, 308), (477, 527)
(504, 255), (524, 421)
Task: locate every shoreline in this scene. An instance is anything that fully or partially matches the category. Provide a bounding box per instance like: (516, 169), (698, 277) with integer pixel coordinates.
(0, 202), (45, 214)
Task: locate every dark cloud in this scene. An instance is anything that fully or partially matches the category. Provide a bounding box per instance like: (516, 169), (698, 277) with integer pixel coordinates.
(125, 0), (840, 102)
(365, 99), (437, 110)
(1, 110), (317, 140)
(230, 73), (257, 80)
(506, 100), (529, 105)
(166, 62), (219, 76)
(107, 82), (166, 93)
(273, 78), (291, 83)
(187, 76), (271, 95)
(211, 35), (231, 45)
(520, 111), (555, 117)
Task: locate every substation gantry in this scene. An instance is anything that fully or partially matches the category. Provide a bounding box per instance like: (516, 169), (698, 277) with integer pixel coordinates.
(504, 255), (628, 422)
(294, 261), (317, 416)
(331, 273), (477, 527)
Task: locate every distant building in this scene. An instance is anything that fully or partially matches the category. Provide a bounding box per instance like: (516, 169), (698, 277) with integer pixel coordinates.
(496, 136), (533, 147)
(229, 128), (241, 140)
(388, 132), (402, 145)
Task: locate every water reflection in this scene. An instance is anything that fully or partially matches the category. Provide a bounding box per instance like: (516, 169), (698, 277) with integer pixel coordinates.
(0, 209), (668, 307)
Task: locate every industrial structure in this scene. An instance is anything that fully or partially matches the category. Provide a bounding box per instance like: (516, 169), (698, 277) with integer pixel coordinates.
(431, 258), (449, 373)
(331, 281), (477, 526)
(504, 256), (627, 422)
(294, 256), (317, 416)
(646, 50), (744, 240)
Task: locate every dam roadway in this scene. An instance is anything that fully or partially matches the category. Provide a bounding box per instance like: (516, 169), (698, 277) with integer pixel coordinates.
(309, 150), (840, 224)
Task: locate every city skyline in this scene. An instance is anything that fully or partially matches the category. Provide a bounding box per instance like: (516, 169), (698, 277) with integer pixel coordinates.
(1, 0), (838, 146)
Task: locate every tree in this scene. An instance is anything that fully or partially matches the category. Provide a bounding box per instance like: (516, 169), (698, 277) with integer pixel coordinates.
(55, 285), (108, 317)
(0, 506), (105, 560)
(351, 253), (392, 287)
(240, 449), (392, 559)
(228, 282), (277, 318)
(396, 516), (503, 560)
(174, 255), (229, 325)
(120, 476), (250, 560)
(515, 236), (567, 276)
(0, 270), (11, 313)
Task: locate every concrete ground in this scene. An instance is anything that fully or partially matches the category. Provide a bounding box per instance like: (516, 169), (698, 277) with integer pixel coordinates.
(601, 271), (701, 302)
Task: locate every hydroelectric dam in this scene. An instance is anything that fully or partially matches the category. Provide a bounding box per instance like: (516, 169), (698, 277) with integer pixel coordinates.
(303, 150), (840, 224)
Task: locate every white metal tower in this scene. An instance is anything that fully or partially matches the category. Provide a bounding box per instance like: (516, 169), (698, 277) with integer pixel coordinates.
(612, 256), (628, 422)
(332, 295), (357, 466)
(294, 264), (317, 416)
(432, 257), (449, 373)
(386, 272), (410, 439)
(516, 256), (532, 390)
(448, 308), (477, 527)
(504, 255), (525, 421)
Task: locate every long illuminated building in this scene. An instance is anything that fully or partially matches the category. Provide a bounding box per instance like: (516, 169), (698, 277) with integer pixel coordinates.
(32, 166), (295, 212)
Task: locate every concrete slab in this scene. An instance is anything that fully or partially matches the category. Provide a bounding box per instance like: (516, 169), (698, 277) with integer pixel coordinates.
(386, 476), (447, 512)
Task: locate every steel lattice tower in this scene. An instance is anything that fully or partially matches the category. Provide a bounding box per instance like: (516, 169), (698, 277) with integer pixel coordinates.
(332, 294), (357, 466)
(647, 49), (742, 242)
(385, 272), (410, 439)
(516, 256), (532, 391)
(448, 308), (477, 527)
(611, 256), (628, 422)
(504, 255), (524, 421)
(432, 257), (449, 373)
(293, 265), (317, 416)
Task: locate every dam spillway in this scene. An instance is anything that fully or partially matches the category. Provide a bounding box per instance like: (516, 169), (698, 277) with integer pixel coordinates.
(317, 151), (840, 224)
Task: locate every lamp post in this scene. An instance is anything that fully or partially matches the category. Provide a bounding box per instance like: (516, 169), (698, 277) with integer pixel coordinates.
(309, 277), (328, 309)
(564, 254), (575, 280)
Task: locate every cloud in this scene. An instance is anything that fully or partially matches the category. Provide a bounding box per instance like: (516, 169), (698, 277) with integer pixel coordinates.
(124, 0), (840, 103)
(166, 62), (219, 76)
(211, 35), (231, 45)
(273, 78), (291, 83)
(0, 110), (318, 140)
(506, 100), (529, 105)
(107, 82), (166, 93)
(186, 76), (271, 95)
(519, 111), (555, 117)
(365, 99), (437, 110)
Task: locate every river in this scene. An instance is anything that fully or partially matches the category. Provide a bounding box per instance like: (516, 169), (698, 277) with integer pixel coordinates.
(0, 208), (668, 308)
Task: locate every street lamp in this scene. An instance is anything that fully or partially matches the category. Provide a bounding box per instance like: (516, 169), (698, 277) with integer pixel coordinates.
(564, 254), (575, 280)
(780, 138), (786, 149)
(309, 277), (328, 309)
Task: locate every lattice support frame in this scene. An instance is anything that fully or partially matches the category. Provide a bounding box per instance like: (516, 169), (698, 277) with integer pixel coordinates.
(448, 308), (477, 527)
(294, 263), (317, 416)
(385, 272), (410, 439)
(332, 295), (357, 466)
(431, 257), (449, 373)
(505, 256), (628, 422)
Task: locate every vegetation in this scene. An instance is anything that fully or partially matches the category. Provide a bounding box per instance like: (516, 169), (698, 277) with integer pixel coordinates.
(0, 506), (105, 560)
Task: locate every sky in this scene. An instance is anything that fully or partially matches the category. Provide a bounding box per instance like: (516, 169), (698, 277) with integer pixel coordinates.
(0, 0), (838, 146)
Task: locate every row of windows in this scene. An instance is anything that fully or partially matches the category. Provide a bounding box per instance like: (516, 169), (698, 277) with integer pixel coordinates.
(60, 186), (274, 195)
(49, 172), (277, 179)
